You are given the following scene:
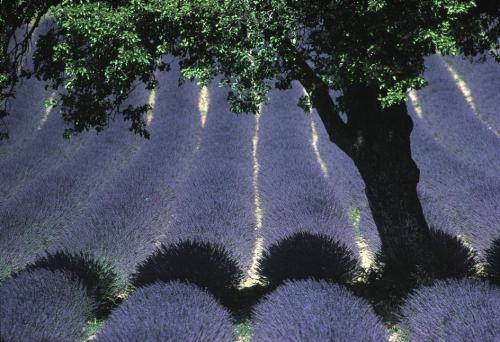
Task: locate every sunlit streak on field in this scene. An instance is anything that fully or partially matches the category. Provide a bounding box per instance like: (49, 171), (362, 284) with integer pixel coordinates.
(408, 90), (423, 119)
(440, 57), (500, 138)
(303, 88), (329, 179)
(242, 105), (264, 287)
(36, 91), (56, 130)
(407, 90), (443, 145)
(310, 119), (329, 179)
(349, 207), (374, 270)
(199, 86), (209, 128)
(146, 88), (156, 126)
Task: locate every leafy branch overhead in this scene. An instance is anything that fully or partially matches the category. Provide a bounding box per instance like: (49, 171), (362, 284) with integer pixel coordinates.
(3, 0), (497, 139)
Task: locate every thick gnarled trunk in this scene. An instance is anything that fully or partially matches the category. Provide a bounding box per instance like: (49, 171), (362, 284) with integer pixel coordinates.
(295, 51), (431, 273)
(342, 85), (431, 270)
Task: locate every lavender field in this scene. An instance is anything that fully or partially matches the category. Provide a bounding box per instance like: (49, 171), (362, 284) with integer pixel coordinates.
(1, 53), (500, 341)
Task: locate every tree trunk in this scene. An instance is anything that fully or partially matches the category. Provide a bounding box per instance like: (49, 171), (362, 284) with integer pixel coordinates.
(293, 51), (431, 273)
(341, 85), (431, 272)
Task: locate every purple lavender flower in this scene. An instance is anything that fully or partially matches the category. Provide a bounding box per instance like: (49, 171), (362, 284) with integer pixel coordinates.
(258, 231), (360, 287)
(132, 240), (243, 304)
(0, 269), (93, 342)
(24, 250), (121, 317)
(252, 279), (387, 341)
(96, 281), (234, 342)
(486, 237), (500, 286)
(401, 278), (500, 341)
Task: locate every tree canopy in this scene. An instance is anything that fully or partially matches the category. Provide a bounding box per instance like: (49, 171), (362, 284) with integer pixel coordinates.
(1, 0), (497, 140)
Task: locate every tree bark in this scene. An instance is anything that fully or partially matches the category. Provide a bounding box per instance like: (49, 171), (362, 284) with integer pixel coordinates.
(292, 47), (431, 273)
(341, 84), (431, 271)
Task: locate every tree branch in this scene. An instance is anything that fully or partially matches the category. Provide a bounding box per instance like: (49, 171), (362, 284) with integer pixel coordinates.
(285, 42), (354, 154)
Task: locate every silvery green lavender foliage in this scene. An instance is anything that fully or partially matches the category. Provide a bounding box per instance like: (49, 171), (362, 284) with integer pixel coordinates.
(50, 66), (201, 281)
(24, 251), (121, 317)
(0, 269), (94, 342)
(132, 240), (243, 303)
(163, 79), (256, 270)
(259, 232), (359, 288)
(257, 83), (360, 259)
(401, 279), (500, 341)
(96, 281), (234, 342)
(486, 237), (500, 285)
(252, 279), (387, 342)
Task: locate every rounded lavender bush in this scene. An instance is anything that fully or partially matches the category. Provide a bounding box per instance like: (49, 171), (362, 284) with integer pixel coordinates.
(377, 228), (477, 280)
(25, 250), (121, 317)
(0, 269), (94, 342)
(258, 232), (359, 288)
(486, 237), (500, 286)
(96, 281), (234, 342)
(252, 279), (387, 341)
(131, 240), (243, 303)
(401, 279), (500, 341)
(422, 229), (478, 279)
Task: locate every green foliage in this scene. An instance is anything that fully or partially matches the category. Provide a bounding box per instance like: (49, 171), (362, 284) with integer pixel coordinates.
(0, 0), (495, 136)
(234, 320), (253, 342)
(82, 318), (105, 341)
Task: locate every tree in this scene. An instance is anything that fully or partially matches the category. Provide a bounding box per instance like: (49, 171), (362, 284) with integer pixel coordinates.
(3, 0), (500, 274)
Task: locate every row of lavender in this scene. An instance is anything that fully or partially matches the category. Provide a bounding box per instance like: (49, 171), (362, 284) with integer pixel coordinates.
(410, 55), (500, 255)
(0, 49), (499, 340)
(1, 233), (499, 341)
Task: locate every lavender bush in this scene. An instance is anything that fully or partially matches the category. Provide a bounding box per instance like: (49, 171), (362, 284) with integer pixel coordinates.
(308, 89), (381, 257)
(401, 279), (500, 341)
(49, 66), (201, 281)
(24, 251), (121, 317)
(376, 228), (477, 280)
(259, 232), (359, 287)
(0, 269), (93, 342)
(0, 86), (147, 278)
(132, 240), (243, 303)
(486, 237), (500, 285)
(96, 281), (234, 342)
(163, 78), (256, 270)
(252, 279), (387, 341)
(406, 95), (500, 257)
(0, 101), (87, 204)
(440, 54), (500, 138)
(414, 55), (500, 179)
(257, 83), (360, 262)
(423, 229), (478, 278)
